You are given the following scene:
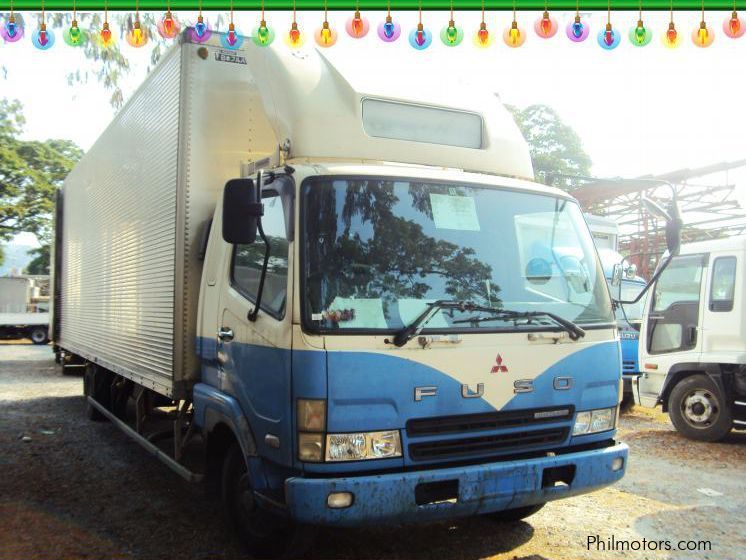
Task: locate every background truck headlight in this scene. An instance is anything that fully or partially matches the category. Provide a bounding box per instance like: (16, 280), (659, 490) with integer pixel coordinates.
(573, 407), (617, 435)
(325, 430), (402, 462)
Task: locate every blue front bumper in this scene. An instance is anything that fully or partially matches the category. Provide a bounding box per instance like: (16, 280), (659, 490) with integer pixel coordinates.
(285, 442), (628, 526)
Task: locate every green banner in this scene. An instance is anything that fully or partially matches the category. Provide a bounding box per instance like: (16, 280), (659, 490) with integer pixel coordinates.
(2, 1), (738, 10)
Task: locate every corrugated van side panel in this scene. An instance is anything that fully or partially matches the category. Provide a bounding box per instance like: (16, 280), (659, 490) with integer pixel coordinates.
(59, 47), (182, 397)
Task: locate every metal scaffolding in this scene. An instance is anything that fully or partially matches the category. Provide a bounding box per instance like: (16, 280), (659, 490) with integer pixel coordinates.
(572, 159), (746, 279)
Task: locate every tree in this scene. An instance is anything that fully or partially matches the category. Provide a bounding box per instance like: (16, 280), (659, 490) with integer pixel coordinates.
(0, 99), (83, 268)
(507, 104), (592, 192)
(25, 246), (49, 275)
(2, 13), (226, 109)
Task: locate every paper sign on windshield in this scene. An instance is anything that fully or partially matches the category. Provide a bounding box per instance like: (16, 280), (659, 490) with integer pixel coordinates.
(430, 193), (481, 231)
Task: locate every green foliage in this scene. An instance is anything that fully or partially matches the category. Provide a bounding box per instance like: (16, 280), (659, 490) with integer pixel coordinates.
(24, 245), (50, 275)
(507, 104), (592, 192)
(3, 13), (226, 109)
(0, 99), (83, 247)
(0, 244), (4, 268)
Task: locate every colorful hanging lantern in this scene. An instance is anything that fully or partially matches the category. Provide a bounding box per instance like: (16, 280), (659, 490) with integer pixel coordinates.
(661, 2), (679, 48)
(534, 9), (558, 38)
(190, 2), (212, 43)
(285, 2), (304, 48)
(629, 3), (652, 47)
(157, 5), (181, 39)
(32, 3), (55, 50)
(315, 3), (338, 48)
(474, 3), (492, 48)
(440, 4), (463, 46)
(503, 6), (526, 48)
(346, 8), (370, 38)
(252, 1), (275, 46)
(377, 4), (401, 43)
(63, 19), (86, 46)
(408, 4), (431, 50)
(219, 0), (244, 49)
(32, 23), (55, 49)
(723, 8), (745, 38)
(475, 21), (491, 47)
(126, 10), (149, 48)
(221, 24), (244, 49)
(566, 14), (589, 42)
(1, 3), (25, 43)
(63, 1), (87, 46)
(692, 21), (714, 47)
(597, 2), (620, 50)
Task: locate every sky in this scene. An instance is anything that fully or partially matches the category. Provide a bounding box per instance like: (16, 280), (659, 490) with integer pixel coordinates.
(2, 9), (746, 246)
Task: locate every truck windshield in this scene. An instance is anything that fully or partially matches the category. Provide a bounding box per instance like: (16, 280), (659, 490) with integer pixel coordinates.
(301, 178), (613, 333)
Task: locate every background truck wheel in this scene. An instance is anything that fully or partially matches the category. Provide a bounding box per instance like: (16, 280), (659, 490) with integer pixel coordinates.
(29, 326), (49, 345)
(668, 374), (732, 442)
(222, 443), (314, 559)
(484, 502), (545, 523)
(84, 364), (112, 422)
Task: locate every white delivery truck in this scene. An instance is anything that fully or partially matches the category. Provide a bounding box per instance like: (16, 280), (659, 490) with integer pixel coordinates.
(634, 235), (746, 441)
(53, 31), (679, 558)
(0, 275), (50, 344)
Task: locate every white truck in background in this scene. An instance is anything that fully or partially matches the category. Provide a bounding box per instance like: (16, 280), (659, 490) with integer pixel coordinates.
(0, 275), (50, 344)
(634, 235), (746, 441)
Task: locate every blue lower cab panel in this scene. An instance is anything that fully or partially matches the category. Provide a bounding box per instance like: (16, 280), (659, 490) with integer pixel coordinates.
(285, 442), (628, 526)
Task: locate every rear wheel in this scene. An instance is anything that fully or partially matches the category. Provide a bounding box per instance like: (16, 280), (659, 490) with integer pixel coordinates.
(668, 374), (732, 442)
(222, 443), (314, 559)
(29, 326), (48, 345)
(484, 502), (545, 522)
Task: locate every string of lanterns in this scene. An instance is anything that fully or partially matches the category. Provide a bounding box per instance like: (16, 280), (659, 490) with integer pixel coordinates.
(1, 4), (745, 51)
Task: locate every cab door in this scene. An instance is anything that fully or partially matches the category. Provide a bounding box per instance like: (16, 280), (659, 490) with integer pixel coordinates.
(638, 253), (707, 405)
(216, 185), (295, 466)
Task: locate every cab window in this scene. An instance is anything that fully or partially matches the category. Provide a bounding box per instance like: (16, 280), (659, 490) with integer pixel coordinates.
(231, 194), (289, 319)
(709, 256), (736, 312)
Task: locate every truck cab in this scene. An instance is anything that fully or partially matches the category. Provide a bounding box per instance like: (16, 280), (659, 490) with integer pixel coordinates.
(55, 34), (632, 558)
(635, 235), (746, 441)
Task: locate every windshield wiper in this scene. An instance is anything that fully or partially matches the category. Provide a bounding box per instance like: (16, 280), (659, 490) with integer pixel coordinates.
(387, 300), (500, 347)
(453, 310), (586, 341)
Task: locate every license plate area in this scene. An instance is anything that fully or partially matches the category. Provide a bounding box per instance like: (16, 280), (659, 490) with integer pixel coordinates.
(415, 479), (459, 505)
(542, 464), (576, 488)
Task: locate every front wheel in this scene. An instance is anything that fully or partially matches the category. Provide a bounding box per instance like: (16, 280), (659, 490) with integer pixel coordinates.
(222, 444), (315, 559)
(483, 502), (545, 523)
(29, 326), (49, 345)
(668, 374), (732, 442)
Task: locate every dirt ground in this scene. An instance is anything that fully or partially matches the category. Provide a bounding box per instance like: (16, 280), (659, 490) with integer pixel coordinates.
(1, 341), (745, 560)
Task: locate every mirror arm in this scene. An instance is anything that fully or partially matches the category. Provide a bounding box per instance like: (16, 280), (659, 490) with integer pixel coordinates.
(248, 218), (271, 322)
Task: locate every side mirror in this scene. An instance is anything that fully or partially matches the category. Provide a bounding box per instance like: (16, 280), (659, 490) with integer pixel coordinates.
(222, 178), (262, 244)
(611, 263), (623, 287)
(625, 263), (637, 280)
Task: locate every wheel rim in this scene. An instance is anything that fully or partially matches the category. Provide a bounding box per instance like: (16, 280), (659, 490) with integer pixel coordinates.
(31, 329), (45, 343)
(681, 389), (719, 428)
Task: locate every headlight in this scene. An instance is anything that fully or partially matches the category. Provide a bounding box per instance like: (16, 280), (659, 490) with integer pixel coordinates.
(325, 430), (402, 462)
(572, 407), (617, 435)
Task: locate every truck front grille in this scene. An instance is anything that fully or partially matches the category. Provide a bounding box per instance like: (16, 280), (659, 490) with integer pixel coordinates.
(408, 427), (570, 462)
(406, 406), (574, 437)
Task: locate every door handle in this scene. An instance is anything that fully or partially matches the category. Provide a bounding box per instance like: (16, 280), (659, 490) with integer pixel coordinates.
(218, 327), (234, 342)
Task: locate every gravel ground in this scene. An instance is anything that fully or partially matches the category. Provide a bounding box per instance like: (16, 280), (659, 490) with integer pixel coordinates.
(1, 341), (745, 560)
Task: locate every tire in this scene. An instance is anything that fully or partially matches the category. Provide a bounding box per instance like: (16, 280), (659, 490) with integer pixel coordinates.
(668, 374), (732, 442)
(84, 363), (111, 422)
(222, 443), (315, 559)
(29, 326), (49, 345)
(484, 502), (546, 523)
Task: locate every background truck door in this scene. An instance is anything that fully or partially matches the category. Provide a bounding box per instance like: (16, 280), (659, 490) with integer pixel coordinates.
(638, 253), (707, 403)
(217, 190), (294, 466)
